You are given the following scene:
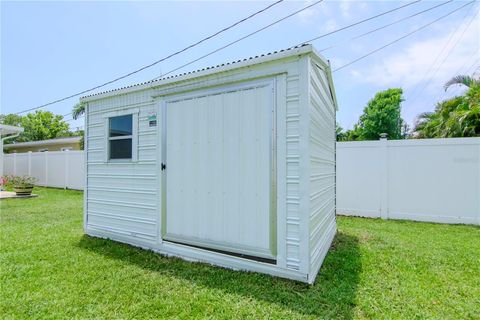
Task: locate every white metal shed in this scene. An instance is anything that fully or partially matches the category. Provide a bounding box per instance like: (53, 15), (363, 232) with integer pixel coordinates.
(81, 44), (338, 283)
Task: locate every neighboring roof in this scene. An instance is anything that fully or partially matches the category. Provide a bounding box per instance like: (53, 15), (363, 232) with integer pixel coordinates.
(0, 124), (24, 136)
(81, 44), (334, 104)
(3, 136), (81, 149)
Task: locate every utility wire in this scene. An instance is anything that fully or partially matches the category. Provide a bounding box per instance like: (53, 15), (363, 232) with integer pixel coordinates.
(296, 0), (422, 46)
(333, 0), (475, 73)
(457, 50), (480, 76)
(65, 115), (84, 123)
(407, 3), (473, 101)
(14, 0), (285, 115)
(150, 0), (326, 81)
(15, 0), (420, 115)
(467, 59), (480, 75)
(433, 49), (480, 103)
(410, 7), (479, 104)
(318, 0), (452, 52)
(148, 0), (422, 82)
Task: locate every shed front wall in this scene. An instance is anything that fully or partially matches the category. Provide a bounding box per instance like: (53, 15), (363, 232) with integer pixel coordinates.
(84, 53), (334, 282)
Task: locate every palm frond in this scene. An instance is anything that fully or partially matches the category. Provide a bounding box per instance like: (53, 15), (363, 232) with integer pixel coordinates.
(72, 102), (86, 120)
(444, 75), (480, 91)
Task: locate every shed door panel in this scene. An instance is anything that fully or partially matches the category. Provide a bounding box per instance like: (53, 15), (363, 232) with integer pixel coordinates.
(164, 83), (274, 258)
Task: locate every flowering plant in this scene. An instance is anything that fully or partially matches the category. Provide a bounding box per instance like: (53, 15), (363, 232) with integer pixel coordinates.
(1, 175), (37, 188)
(0, 176), (8, 190)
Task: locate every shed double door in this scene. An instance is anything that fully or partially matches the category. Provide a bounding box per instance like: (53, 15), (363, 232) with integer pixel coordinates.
(162, 81), (276, 260)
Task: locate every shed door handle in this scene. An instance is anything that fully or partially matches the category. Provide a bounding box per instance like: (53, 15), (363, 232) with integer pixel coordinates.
(161, 163), (166, 171)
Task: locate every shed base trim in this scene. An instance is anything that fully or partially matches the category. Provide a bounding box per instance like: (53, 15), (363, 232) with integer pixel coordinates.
(85, 228), (309, 283)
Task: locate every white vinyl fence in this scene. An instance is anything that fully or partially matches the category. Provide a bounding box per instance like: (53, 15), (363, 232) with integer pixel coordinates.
(3, 151), (84, 190)
(3, 138), (480, 225)
(337, 137), (480, 225)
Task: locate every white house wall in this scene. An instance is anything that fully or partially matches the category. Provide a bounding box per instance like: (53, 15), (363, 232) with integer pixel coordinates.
(308, 59), (337, 281)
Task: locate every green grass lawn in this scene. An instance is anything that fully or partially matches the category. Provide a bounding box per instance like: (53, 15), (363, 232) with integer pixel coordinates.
(1, 188), (479, 319)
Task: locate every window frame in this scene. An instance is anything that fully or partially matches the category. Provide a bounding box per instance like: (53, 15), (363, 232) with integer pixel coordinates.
(103, 108), (139, 163)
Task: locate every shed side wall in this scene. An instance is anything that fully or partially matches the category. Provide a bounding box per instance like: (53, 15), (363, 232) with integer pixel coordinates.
(308, 59), (337, 280)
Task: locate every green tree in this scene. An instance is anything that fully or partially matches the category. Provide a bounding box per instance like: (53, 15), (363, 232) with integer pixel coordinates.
(19, 111), (70, 142)
(413, 75), (480, 138)
(336, 123), (347, 141)
(72, 102), (86, 120)
(350, 88), (405, 140)
(0, 114), (23, 127)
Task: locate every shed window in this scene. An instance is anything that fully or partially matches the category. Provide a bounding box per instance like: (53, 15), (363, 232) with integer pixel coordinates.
(108, 114), (133, 160)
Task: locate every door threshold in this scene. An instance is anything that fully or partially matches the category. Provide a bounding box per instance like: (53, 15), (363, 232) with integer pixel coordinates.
(164, 239), (276, 265)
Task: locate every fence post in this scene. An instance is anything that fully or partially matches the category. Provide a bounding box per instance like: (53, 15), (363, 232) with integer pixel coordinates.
(28, 151), (32, 176)
(44, 151), (48, 187)
(379, 134), (389, 220)
(478, 141), (480, 226)
(64, 150), (69, 189)
(13, 152), (17, 175)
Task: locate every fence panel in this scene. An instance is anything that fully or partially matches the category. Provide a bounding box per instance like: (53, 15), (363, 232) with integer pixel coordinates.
(337, 138), (480, 225)
(3, 151), (84, 190)
(4, 138), (480, 225)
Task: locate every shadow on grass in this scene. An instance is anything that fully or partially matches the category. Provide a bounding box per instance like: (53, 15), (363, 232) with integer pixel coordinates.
(77, 231), (361, 319)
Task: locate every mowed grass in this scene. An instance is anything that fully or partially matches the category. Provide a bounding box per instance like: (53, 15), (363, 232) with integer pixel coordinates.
(1, 188), (479, 319)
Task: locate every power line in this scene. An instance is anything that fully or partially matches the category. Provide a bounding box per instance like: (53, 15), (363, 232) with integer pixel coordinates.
(433, 50), (479, 102)
(459, 51), (480, 75)
(467, 59), (480, 75)
(410, 7), (479, 103)
(332, 1), (475, 73)
(318, 0), (453, 52)
(407, 3), (473, 101)
(14, 0), (285, 115)
(12, 0), (425, 116)
(296, 0), (422, 46)
(150, 0), (326, 81)
(148, 0), (423, 83)
(65, 115), (84, 123)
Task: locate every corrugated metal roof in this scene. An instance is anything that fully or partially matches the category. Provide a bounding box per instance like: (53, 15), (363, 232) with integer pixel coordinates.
(81, 44), (311, 100)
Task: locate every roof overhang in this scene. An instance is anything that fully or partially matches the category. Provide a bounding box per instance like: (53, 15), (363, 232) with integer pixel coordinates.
(81, 45), (330, 102)
(3, 136), (81, 149)
(0, 124), (24, 137)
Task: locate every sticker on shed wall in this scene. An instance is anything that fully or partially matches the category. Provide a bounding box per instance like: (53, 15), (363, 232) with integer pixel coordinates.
(148, 112), (157, 127)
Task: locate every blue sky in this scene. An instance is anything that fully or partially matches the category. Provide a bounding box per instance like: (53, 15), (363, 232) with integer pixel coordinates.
(1, 1), (479, 131)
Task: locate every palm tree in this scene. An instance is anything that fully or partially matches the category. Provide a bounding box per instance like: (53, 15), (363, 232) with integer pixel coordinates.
(444, 75), (480, 91)
(72, 102), (86, 120)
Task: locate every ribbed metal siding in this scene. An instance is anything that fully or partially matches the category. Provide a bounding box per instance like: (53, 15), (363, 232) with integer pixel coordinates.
(164, 83), (273, 258)
(308, 61), (337, 276)
(285, 74), (302, 270)
(82, 51), (335, 282)
(86, 90), (159, 244)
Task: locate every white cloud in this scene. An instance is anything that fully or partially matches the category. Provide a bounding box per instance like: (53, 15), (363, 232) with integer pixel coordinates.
(339, 1), (352, 19)
(353, 16), (479, 93)
(299, 1), (370, 30)
(324, 18), (339, 32)
(297, 0), (324, 24)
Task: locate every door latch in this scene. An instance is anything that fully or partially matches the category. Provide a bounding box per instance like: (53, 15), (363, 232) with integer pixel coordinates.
(161, 163), (166, 171)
